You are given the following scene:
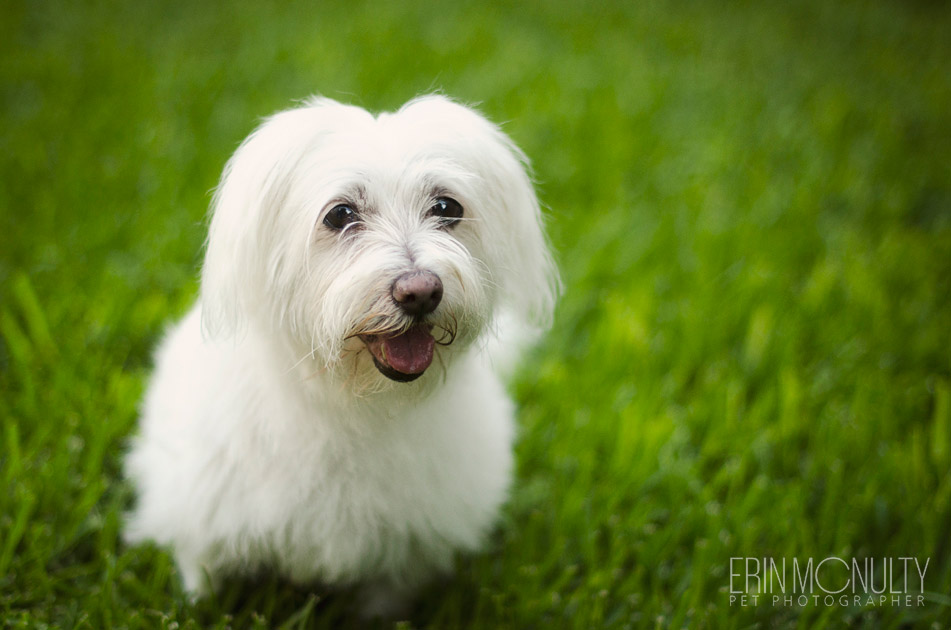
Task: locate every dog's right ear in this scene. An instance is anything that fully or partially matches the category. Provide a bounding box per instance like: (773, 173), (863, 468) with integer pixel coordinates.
(200, 110), (302, 338)
(200, 97), (370, 339)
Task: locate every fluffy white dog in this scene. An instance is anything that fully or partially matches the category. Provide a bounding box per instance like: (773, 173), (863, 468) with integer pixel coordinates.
(124, 95), (558, 616)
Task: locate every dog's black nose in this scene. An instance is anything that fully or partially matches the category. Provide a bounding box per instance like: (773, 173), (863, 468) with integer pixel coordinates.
(392, 271), (443, 316)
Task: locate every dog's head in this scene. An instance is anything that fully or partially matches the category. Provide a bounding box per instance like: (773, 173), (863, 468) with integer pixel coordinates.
(200, 95), (558, 390)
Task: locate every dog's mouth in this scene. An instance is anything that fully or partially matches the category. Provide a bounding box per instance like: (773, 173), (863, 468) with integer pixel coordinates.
(359, 324), (436, 382)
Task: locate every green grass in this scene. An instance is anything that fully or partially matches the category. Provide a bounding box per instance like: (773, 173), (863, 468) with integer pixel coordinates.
(2, 0), (950, 627)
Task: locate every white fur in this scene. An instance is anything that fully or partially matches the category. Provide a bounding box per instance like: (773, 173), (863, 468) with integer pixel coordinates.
(124, 95), (558, 616)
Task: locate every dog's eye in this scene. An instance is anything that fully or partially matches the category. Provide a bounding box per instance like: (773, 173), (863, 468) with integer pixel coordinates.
(429, 197), (463, 228)
(323, 204), (360, 230)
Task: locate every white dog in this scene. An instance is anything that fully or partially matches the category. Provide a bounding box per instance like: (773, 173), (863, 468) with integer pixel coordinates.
(124, 95), (558, 616)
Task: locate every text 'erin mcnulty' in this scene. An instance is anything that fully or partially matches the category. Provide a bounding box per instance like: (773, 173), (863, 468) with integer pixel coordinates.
(728, 557), (929, 608)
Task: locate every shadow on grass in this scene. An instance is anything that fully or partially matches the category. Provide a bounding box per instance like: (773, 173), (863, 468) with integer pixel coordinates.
(184, 565), (482, 629)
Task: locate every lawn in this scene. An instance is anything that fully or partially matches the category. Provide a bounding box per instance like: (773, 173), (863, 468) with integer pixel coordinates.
(2, 0), (950, 628)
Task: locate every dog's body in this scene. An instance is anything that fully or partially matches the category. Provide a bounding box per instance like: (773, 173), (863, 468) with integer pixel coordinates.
(127, 305), (516, 612)
(124, 95), (557, 615)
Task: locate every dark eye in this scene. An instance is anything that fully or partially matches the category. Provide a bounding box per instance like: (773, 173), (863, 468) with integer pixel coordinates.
(429, 197), (464, 227)
(323, 204), (360, 230)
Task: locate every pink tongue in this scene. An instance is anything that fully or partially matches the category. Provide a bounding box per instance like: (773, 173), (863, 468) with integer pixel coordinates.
(383, 326), (435, 375)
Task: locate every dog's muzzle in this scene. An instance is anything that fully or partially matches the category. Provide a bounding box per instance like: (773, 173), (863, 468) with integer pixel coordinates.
(360, 271), (443, 382)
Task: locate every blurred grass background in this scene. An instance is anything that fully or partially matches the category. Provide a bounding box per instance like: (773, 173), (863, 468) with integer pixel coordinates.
(2, 0), (950, 628)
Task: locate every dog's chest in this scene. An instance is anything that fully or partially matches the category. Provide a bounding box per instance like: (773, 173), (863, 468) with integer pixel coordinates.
(259, 399), (512, 582)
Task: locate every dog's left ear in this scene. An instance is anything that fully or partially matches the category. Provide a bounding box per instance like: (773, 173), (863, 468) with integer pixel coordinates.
(403, 97), (561, 332)
(479, 123), (561, 332)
